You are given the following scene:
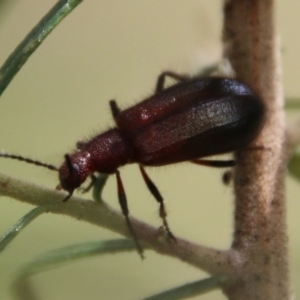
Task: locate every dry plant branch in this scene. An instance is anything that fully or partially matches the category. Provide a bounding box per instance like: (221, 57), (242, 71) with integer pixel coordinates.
(0, 172), (234, 276)
(222, 0), (289, 299)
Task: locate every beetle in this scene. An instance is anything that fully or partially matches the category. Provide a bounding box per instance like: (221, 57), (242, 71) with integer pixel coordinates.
(0, 71), (265, 258)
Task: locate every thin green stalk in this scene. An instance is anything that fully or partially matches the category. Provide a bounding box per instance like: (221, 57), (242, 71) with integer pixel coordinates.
(0, 205), (49, 252)
(143, 276), (227, 300)
(12, 239), (136, 300)
(0, 0), (83, 97)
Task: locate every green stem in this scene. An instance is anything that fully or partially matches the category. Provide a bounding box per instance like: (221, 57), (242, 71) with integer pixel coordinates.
(0, 0), (83, 97)
(143, 276), (227, 300)
(285, 98), (300, 109)
(0, 206), (49, 252)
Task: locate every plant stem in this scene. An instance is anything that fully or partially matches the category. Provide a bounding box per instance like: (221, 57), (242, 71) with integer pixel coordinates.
(0, 0), (83, 97)
(0, 172), (233, 275)
(222, 0), (289, 299)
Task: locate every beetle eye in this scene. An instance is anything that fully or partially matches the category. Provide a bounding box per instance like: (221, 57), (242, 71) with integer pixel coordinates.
(71, 163), (81, 186)
(66, 155), (79, 175)
(62, 154), (81, 191)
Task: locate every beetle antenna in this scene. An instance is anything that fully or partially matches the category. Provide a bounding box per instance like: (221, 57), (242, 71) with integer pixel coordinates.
(0, 152), (58, 171)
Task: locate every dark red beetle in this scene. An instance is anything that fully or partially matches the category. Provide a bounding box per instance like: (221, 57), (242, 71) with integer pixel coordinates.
(1, 72), (265, 258)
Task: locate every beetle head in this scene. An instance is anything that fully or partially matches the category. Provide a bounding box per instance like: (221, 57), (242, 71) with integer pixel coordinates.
(58, 151), (92, 198)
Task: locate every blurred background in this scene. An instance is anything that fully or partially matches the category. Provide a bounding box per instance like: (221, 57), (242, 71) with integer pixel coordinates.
(0, 1), (299, 299)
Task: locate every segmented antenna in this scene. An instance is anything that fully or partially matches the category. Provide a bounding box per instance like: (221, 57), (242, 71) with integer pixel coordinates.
(0, 152), (58, 171)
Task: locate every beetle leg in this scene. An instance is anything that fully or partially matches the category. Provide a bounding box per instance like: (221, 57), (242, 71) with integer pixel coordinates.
(222, 170), (233, 185)
(109, 99), (121, 120)
(191, 159), (236, 168)
(155, 71), (190, 93)
(116, 170), (145, 259)
(78, 174), (97, 193)
(139, 165), (175, 242)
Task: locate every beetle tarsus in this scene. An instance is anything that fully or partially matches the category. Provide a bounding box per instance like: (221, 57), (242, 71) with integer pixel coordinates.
(160, 203), (176, 243)
(155, 71), (189, 93)
(125, 216), (145, 260)
(62, 192), (73, 202)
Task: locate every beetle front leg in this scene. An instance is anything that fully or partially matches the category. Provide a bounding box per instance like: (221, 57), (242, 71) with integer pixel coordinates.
(155, 71), (190, 93)
(139, 165), (175, 242)
(109, 99), (121, 120)
(78, 174), (97, 193)
(115, 170), (145, 259)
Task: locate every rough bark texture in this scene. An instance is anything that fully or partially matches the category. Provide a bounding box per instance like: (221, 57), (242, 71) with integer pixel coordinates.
(222, 0), (289, 299)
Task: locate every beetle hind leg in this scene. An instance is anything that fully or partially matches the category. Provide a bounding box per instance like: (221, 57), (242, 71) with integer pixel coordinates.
(115, 170), (145, 259)
(139, 165), (175, 242)
(191, 159), (236, 168)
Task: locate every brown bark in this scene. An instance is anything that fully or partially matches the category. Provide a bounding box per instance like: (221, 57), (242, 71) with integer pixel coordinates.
(222, 0), (289, 299)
